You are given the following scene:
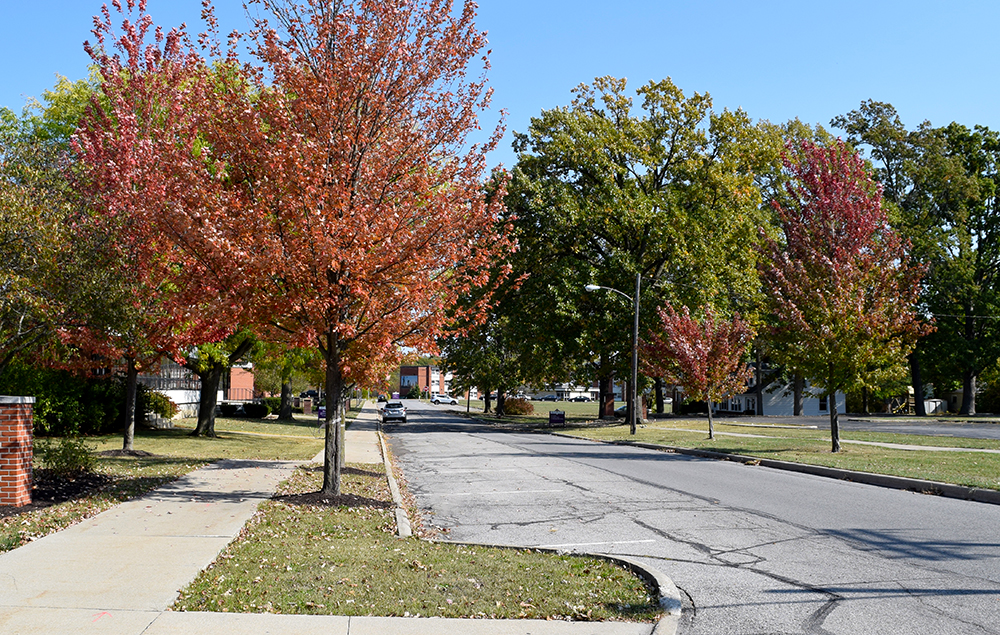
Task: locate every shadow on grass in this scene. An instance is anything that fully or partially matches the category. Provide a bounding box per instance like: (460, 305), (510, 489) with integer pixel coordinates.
(298, 465), (382, 478)
(273, 491), (392, 509)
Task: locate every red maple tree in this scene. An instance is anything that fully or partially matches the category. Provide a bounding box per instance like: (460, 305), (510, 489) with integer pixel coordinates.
(643, 305), (755, 439)
(77, 0), (511, 493)
(71, 0), (239, 450)
(760, 140), (926, 451)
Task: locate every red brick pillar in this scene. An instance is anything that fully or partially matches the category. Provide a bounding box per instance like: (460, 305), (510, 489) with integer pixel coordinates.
(0, 396), (34, 507)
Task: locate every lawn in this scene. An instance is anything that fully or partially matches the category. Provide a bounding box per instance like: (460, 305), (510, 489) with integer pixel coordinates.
(174, 461), (660, 622)
(558, 419), (1000, 491)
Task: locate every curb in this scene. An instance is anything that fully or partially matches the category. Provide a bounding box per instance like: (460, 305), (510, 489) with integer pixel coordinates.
(377, 428), (681, 634)
(549, 432), (1000, 506)
(377, 427), (412, 537)
(430, 539), (681, 635)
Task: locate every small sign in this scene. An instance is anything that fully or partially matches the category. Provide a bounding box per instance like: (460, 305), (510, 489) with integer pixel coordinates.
(318, 406), (326, 419)
(549, 409), (565, 425)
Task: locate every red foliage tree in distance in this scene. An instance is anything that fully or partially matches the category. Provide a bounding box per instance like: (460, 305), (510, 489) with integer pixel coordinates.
(643, 305), (755, 440)
(760, 140), (927, 452)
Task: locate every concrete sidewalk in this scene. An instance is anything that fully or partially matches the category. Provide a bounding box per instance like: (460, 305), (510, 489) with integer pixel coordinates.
(0, 405), (666, 634)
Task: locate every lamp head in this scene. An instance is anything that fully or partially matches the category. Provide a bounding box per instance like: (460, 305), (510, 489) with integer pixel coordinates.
(584, 284), (600, 292)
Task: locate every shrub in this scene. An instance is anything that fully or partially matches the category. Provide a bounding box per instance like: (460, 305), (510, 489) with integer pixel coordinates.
(219, 403), (240, 417)
(142, 390), (179, 419)
(37, 437), (96, 476)
(243, 402), (271, 418)
(0, 360), (124, 436)
(262, 397), (282, 413)
(406, 385), (421, 399)
(504, 397), (534, 415)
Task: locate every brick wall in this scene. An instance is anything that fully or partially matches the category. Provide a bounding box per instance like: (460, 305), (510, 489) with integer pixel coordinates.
(0, 396), (34, 507)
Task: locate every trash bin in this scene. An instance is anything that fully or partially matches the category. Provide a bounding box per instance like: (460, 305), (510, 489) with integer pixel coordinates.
(549, 409), (565, 426)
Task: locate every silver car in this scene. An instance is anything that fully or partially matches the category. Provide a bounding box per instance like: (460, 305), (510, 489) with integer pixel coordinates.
(380, 401), (407, 423)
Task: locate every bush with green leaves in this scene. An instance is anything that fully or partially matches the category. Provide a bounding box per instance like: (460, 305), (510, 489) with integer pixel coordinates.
(0, 361), (123, 436)
(406, 385), (421, 399)
(141, 389), (178, 419)
(36, 436), (96, 476)
(262, 397), (282, 412)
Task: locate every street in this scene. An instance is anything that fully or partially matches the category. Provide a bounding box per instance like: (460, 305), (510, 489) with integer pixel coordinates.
(386, 400), (1000, 635)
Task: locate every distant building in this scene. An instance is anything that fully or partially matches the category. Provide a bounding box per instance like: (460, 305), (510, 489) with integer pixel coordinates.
(399, 365), (476, 399)
(138, 358), (255, 417)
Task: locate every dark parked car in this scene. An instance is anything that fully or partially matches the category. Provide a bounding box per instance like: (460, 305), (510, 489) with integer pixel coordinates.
(377, 394), (388, 403)
(569, 396), (591, 402)
(380, 401), (407, 423)
(538, 395), (559, 401)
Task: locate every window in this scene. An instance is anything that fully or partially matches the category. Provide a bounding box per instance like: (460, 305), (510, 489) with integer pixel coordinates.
(819, 395), (828, 412)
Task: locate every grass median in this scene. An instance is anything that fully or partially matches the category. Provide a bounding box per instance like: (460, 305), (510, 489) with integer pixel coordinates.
(174, 461), (660, 622)
(557, 420), (1000, 491)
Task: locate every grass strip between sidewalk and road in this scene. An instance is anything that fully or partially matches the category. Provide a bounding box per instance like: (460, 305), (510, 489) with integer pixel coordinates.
(554, 420), (1000, 491)
(173, 462), (660, 622)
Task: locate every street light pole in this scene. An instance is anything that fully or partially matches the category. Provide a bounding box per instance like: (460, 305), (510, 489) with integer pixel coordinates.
(585, 273), (641, 435)
(630, 272), (640, 435)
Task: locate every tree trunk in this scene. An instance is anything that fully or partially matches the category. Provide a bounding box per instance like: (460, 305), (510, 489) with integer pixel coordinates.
(278, 380), (294, 420)
(598, 372), (615, 419)
(793, 373), (804, 416)
(862, 386), (869, 415)
(910, 350), (926, 416)
(191, 364), (224, 437)
(483, 386), (492, 414)
(829, 390), (841, 453)
(706, 398), (714, 440)
(123, 357), (137, 452)
(496, 387), (506, 417)
(755, 346), (764, 415)
(655, 377), (664, 414)
(320, 334), (345, 496)
(960, 371), (977, 416)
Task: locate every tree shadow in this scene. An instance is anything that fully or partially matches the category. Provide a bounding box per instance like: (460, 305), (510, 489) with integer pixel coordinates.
(273, 491), (392, 509)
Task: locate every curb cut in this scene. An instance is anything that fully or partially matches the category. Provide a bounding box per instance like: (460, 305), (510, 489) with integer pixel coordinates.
(549, 432), (1000, 506)
(430, 539), (681, 635)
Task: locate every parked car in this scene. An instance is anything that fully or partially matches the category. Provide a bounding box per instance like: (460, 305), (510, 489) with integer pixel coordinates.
(569, 396), (591, 402)
(380, 401), (407, 423)
(614, 404), (627, 416)
(432, 394), (458, 405)
(538, 395), (559, 402)
(300, 389), (319, 399)
(377, 394), (388, 403)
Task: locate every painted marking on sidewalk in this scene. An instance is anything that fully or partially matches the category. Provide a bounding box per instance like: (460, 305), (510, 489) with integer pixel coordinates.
(534, 539), (657, 549)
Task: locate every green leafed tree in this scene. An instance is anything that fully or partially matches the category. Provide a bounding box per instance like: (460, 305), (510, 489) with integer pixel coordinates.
(504, 76), (778, 418)
(834, 102), (1000, 415)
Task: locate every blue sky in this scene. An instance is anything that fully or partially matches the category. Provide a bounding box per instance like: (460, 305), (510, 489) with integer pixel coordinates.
(3, 1), (999, 169)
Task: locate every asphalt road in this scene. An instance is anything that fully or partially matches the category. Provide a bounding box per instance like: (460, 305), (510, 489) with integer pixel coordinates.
(386, 400), (1000, 635)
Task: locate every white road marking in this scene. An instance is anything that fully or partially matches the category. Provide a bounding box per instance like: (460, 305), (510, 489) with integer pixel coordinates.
(534, 539), (657, 549)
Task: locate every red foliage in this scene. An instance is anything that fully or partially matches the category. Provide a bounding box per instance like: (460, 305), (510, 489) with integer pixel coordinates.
(643, 305), (754, 438)
(74, 0), (512, 490)
(760, 140), (927, 450)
